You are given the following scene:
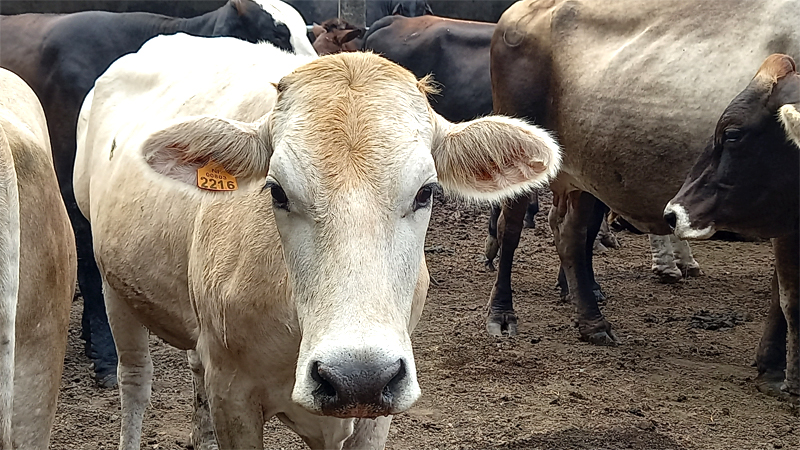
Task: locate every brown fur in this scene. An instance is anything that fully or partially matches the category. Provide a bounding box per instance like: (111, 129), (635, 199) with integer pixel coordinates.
(756, 53), (797, 83)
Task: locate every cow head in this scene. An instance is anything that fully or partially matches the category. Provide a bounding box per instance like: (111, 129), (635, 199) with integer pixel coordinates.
(665, 54), (800, 240)
(142, 52), (560, 418)
(215, 0), (293, 51)
(312, 18), (365, 55)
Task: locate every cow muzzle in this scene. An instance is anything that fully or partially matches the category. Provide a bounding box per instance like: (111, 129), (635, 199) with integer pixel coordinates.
(663, 202), (715, 240)
(311, 358), (407, 418)
(293, 347), (420, 418)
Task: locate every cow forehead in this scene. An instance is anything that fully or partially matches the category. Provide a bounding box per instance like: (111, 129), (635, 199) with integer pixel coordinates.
(269, 53), (436, 193)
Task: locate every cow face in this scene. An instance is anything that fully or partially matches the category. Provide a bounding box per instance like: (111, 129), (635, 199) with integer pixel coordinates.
(143, 52), (560, 419)
(221, 0), (293, 51)
(665, 54), (800, 240)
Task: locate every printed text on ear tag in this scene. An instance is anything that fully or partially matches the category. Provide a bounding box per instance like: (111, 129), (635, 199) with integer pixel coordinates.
(197, 162), (238, 191)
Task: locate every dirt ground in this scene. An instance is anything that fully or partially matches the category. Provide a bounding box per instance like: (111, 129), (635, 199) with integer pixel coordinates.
(51, 191), (798, 450)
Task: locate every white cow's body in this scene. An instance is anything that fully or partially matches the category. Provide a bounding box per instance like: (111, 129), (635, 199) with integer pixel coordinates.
(76, 34), (561, 449)
(0, 68), (76, 449)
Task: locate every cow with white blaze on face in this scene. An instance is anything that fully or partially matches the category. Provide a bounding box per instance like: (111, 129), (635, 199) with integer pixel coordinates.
(665, 54), (800, 400)
(74, 33), (561, 449)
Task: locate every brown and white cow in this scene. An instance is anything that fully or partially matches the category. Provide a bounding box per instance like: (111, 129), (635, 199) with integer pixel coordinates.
(74, 34), (561, 449)
(665, 54), (799, 400)
(0, 68), (76, 448)
(489, 0), (799, 344)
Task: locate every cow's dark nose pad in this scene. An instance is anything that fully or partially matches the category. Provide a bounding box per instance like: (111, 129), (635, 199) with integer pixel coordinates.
(664, 211), (677, 230)
(310, 358), (405, 417)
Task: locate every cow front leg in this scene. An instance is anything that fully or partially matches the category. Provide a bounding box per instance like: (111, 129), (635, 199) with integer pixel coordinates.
(205, 365), (263, 449)
(649, 234), (682, 283)
(774, 234), (799, 398)
(486, 194), (529, 336)
(669, 234), (702, 278)
(755, 268), (788, 397)
(550, 190), (617, 345)
(188, 350), (219, 450)
(104, 280), (152, 450)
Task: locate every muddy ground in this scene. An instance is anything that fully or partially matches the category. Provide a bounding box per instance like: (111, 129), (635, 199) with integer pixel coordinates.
(51, 191), (797, 450)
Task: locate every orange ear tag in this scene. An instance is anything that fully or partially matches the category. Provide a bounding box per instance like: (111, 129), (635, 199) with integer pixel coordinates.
(197, 162), (238, 191)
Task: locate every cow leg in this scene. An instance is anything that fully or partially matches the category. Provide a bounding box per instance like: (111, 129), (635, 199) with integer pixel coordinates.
(205, 365), (263, 449)
(774, 234), (799, 398)
(74, 208), (118, 388)
(486, 195), (528, 336)
(649, 234), (682, 283)
(341, 417), (392, 450)
(594, 214), (620, 253)
(550, 189), (617, 345)
(556, 200), (607, 302)
(523, 191), (539, 228)
(669, 234), (702, 277)
(187, 350), (219, 450)
(105, 281), (152, 450)
(484, 203), (501, 271)
(755, 268), (788, 396)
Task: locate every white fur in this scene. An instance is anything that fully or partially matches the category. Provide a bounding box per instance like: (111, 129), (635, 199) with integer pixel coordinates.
(664, 202), (715, 239)
(254, 0), (319, 56)
(779, 103), (800, 148)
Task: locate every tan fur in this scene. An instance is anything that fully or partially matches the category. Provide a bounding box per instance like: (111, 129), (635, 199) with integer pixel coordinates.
(780, 103), (800, 147)
(755, 53), (797, 83)
(0, 68), (76, 449)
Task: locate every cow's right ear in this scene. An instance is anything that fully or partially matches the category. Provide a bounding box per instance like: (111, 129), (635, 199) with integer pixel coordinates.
(142, 115), (272, 189)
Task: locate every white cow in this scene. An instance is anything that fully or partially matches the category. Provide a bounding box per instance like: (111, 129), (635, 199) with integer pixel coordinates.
(75, 34), (561, 449)
(0, 68), (76, 449)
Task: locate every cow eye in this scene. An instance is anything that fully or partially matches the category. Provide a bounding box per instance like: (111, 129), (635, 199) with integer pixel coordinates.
(413, 184), (435, 211)
(723, 128), (743, 143)
(266, 182), (289, 210)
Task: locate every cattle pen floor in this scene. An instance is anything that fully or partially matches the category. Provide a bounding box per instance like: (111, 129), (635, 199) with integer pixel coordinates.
(52, 191), (797, 450)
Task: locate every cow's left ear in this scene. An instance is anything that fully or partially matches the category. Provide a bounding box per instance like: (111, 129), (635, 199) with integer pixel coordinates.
(430, 111), (561, 202)
(143, 115), (272, 189)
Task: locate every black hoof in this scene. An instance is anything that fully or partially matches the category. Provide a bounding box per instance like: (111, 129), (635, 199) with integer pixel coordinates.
(582, 330), (619, 346)
(95, 370), (118, 389)
(487, 310), (518, 337)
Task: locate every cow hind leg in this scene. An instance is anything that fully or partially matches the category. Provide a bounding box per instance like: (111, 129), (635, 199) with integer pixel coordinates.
(670, 234), (702, 278)
(486, 195), (529, 337)
(774, 234), (799, 399)
(755, 268), (788, 397)
(187, 350), (219, 450)
(550, 190), (617, 345)
(74, 212), (118, 387)
(104, 281), (153, 450)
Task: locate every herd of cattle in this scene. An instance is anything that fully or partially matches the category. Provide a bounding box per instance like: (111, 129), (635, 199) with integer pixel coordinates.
(0, 0), (796, 448)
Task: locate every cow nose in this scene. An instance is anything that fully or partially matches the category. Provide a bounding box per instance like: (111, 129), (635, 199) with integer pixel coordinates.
(310, 358), (405, 418)
(664, 210), (677, 231)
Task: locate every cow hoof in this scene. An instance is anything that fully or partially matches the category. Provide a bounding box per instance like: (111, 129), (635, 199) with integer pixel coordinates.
(654, 266), (682, 284)
(523, 217), (536, 229)
(583, 330), (619, 346)
(486, 311), (518, 337)
(484, 259), (496, 271)
(96, 372), (118, 389)
(680, 265), (703, 278)
(593, 288), (606, 303)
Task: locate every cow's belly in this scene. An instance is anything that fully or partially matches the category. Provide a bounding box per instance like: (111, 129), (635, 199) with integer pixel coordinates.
(90, 157), (200, 349)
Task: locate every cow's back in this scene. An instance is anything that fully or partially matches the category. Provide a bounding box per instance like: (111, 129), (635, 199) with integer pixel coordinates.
(76, 35), (312, 348)
(365, 15), (495, 121)
(0, 68), (75, 449)
(497, 0), (800, 231)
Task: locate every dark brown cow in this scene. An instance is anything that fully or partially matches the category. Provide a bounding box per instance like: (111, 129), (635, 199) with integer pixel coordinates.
(0, 0), (312, 388)
(666, 54), (799, 399)
(489, 0), (799, 346)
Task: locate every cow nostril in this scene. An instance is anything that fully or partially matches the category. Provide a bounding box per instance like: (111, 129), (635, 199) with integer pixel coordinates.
(383, 359), (405, 400)
(664, 210), (677, 230)
(311, 361), (337, 398)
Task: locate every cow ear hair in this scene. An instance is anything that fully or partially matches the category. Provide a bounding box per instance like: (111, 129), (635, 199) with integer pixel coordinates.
(424, 3), (434, 15)
(142, 115), (272, 189)
(779, 102), (800, 148)
(429, 111), (561, 202)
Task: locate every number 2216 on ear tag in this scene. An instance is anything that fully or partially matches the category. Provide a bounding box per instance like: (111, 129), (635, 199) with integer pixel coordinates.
(197, 162), (238, 191)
